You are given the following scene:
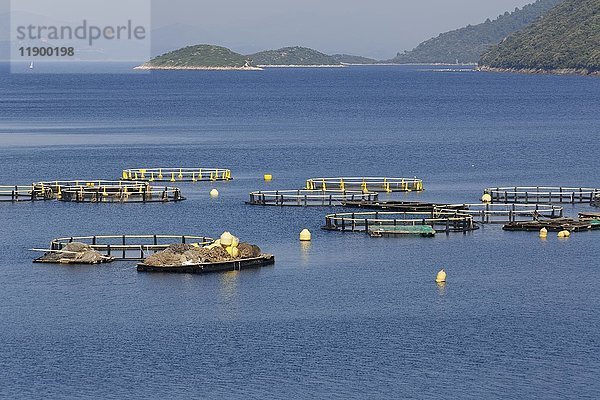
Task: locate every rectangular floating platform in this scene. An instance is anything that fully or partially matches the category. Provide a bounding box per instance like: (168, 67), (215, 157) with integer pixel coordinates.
(502, 219), (600, 232)
(369, 225), (436, 237)
(137, 254), (275, 273)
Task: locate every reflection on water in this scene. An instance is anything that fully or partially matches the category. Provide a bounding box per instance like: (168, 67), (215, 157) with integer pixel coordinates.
(217, 270), (239, 320)
(299, 241), (312, 266)
(436, 282), (447, 297)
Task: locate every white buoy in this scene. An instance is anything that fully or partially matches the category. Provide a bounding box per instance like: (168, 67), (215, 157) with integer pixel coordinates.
(210, 189), (219, 197)
(300, 229), (312, 242)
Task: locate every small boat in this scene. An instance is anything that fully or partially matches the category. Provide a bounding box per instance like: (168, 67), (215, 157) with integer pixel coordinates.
(137, 254), (275, 273)
(29, 61), (34, 69)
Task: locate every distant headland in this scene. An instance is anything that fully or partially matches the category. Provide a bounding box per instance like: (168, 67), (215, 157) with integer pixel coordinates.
(136, 0), (598, 76)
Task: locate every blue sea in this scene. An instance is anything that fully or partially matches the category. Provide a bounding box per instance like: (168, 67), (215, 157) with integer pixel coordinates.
(0, 65), (599, 399)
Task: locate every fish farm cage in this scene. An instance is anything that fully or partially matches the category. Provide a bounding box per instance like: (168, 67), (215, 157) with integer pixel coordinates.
(58, 185), (185, 203)
(484, 186), (600, 204)
(45, 234), (214, 260)
(436, 203), (564, 224)
(323, 210), (477, 234)
(306, 177), (424, 192)
(0, 185), (54, 202)
(247, 189), (379, 206)
(122, 168), (232, 182)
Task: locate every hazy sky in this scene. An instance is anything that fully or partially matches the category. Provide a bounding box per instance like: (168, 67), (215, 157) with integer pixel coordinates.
(151, 0), (539, 58)
(2, 0), (542, 59)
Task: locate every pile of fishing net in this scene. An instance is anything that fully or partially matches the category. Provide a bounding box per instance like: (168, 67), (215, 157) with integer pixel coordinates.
(143, 241), (262, 267)
(39, 242), (108, 264)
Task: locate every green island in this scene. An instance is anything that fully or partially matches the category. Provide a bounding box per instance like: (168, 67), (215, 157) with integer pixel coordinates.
(479, 0), (600, 75)
(135, 44), (261, 70)
(248, 46), (341, 66)
(388, 0), (562, 64)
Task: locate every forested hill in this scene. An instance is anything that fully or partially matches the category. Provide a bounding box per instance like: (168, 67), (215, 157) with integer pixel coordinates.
(388, 0), (563, 64)
(479, 0), (600, 74)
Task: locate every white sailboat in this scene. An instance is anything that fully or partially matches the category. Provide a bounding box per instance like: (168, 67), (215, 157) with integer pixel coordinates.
(29, 61), (34, 69)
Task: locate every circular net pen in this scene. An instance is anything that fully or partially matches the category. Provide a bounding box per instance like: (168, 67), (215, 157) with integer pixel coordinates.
(58, 185), (185, 203)
(34, 180), (149, 199)
(247, 189), (379, 206)
(323, 210), (477, 235)
(484, 187), (600, 204)
(46, 234), (214, 260)
(306, 177), (424, 193)
(122, 168), (232, 182)
(0, 185), (54, 202)
(436, 203), (564, 224)
(592, 194), (600, 208)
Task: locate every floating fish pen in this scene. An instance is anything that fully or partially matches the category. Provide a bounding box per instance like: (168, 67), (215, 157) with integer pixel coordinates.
(58, 185), (184, 203)
(306, 177), (424, 192)
(593, 195), (600, 208)
(121, 168), (232, 182)
(247, 189), (378, 206)
(33, 180), (149, 198)
(0, 185), (53, 202)
(503, 218), (600, 232)
(137, 254), (275, 274)
(323, 211), (477, 234)
(44, 235), (214, 260)
(341, 200), (460, 212)
(436, 203), (564, 224)
(484, 186), (600, 204)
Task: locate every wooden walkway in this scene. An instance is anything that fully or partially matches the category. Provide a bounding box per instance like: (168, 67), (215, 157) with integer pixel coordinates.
(484, 186), (600, 204)
(323, 210), (477, 233)
(122, 168), (232, 182)
(47, 235), (214, 260)
(306, 177), (423, 192)
(247, 189), (378, 206)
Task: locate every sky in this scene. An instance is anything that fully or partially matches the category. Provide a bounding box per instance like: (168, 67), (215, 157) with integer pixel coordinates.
(151, 0), (539, 58)
(2, 0), (542, 59)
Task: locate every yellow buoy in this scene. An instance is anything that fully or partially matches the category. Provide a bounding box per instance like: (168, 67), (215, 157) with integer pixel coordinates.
(300, 229), (312, 242)
(264, 174), (273, 181)
(539, 227), (548, 238)
(210, 188), (219, 197)
(481, 193), (492, 203)
(558, 230), (571, 238)
(435, 269), (447, 283)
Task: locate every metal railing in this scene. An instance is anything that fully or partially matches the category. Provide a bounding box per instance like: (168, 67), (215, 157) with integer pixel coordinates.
(484, 186), (600, 204)
(324, 210), (476, 233)
(247, 189), (379, 206)
(49, 234), (214, 260)
(122, 168), (232, 182)
(306, 177), (424, 192)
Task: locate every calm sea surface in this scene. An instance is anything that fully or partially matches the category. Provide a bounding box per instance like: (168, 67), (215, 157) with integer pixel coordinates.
(0, 65), (599, 399)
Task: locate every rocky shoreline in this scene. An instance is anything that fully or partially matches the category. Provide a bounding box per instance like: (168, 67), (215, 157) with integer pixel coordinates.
(477, 65), (599, 76)
(133, 65), (263, 71)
